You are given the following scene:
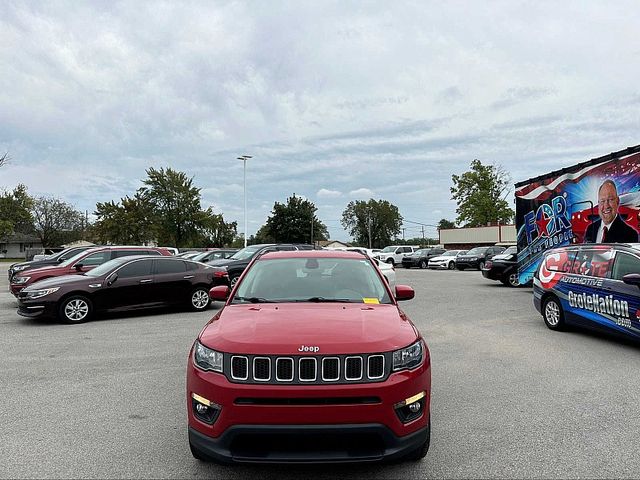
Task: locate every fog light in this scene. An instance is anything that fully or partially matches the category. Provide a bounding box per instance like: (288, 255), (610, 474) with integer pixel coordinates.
(394, 391), (426, 424)
(191, 393), (221, 425)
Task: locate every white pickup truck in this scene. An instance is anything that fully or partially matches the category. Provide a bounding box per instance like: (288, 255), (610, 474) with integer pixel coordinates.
(374, 245), (418, 265)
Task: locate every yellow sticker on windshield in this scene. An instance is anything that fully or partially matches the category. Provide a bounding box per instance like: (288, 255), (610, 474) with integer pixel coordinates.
(363, 298), (380, 304)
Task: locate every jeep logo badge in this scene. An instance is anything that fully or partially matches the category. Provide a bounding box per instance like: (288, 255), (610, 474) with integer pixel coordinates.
(298, 345), (320, 353)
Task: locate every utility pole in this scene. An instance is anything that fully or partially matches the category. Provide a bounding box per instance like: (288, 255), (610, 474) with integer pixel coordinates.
(421, 225), (425, 245)
(310, 208), (314, 247)
(236, 155), (252, 247)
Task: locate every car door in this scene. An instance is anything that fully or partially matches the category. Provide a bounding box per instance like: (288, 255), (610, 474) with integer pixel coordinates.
(98, 258), (155, 311)
(152, 258), (189, 306)
(560, 247), (614, 329)
(604, 250), (640, 338)
(72, 250), (112, 273)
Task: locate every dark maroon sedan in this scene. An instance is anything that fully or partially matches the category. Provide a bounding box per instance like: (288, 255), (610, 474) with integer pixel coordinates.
(17, 256), (228, 324)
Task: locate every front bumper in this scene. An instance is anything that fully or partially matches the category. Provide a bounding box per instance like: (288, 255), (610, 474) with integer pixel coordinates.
(427, 260), (448, 269)
(187, 358), (430, 463)
(17, 299), (57, 318)
(189, 423), (429, 464)
(456, 259), (480, 269)
(10, 284), (25, 296)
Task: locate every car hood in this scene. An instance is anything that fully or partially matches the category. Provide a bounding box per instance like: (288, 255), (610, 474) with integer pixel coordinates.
(490, 253), (512, 261)
(206, 258), (239, 267)
(22, 273), (92, 291)
(429, 255), (450, 261)
(199, 303), (419, 355)
(13, 264), (67, 278)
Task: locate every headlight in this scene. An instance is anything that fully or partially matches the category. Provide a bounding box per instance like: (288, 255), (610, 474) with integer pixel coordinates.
(193, 341), (223, 373)
(12, 265), (27, 272)
(25, 287), (60, 299)
(393, 340), (424, 371)
(12, 276), (31, 285)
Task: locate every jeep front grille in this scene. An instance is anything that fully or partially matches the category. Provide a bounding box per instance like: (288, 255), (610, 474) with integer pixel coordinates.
(227, 354), (389, 385)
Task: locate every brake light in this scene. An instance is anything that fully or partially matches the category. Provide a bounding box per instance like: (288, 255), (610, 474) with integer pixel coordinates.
(214, 271), (228, 278)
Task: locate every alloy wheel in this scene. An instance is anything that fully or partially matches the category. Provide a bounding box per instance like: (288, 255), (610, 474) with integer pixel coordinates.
(64, 299), (89, 322)
(192, 290), (209, 309)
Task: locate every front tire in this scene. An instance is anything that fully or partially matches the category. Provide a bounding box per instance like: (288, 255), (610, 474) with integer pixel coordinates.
(447, 261), (455, 270)
(505, 271), (520, 288)
(386, 258), (395, 266)
(59, 295), (93, 324)
(419, 260), (427, 269)
(190, 287), (211, 311)
(478, 261), (485, 271)
(543, 296), (566, 330)
(229, 274), (240, 289)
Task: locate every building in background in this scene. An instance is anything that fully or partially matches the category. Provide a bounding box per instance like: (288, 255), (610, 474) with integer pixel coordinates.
(439, 225), (516, 250)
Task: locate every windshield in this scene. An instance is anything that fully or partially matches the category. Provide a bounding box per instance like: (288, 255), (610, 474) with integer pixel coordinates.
(442, 251), (457, 257)
(232, 257), (393, 304)
(466, 247), (488, 255)
(191, 252), (209, 262)
(228, 245), (263, 261)
(85, 258), (123, 277)
(59, 250), (92, 267)
(503, 246), (517, 255)
(380, 246), (396, 253)
(414, 249), (429, 255)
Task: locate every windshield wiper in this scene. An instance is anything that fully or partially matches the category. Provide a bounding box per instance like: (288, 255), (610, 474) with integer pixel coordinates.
(304, 297), (353, 303)
(233, 296), (276, 304)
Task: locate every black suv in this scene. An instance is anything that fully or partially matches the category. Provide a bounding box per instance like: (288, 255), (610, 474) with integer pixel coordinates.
(455, 246), (505, 270)
(208, 244), (313, 287)
(481, 246), (519, 287)
(401, 248), (446, 269)
(8, 245), (95, 281)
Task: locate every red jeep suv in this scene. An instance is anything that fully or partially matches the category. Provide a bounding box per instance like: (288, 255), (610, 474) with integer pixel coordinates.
(9, 246), (170, 295)
(187, 250), (431, 464)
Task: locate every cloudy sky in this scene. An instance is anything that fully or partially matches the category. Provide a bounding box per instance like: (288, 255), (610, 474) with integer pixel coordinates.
(1, 1), (639, 241)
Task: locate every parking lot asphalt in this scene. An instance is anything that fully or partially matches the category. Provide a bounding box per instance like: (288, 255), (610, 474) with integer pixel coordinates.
(2, 264), (640, 479)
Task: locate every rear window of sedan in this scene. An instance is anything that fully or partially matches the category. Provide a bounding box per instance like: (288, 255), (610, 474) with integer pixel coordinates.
(232, 257), (392, 304)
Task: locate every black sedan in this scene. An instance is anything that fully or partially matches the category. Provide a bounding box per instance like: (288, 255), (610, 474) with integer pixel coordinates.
(401, 248), (446, 269)
(16, 255), (228, 324)
(481, 246), (519, 287)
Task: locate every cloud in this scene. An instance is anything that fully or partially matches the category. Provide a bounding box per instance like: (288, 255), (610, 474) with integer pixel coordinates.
(317, 188), (342, 198)
(1, 2), (640, 243)
(349, 188), (375, 198)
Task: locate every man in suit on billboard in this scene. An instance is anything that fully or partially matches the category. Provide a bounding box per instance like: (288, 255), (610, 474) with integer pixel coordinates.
(584, 179), (639, 243)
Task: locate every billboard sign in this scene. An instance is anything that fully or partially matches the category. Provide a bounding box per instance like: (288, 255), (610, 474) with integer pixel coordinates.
(515, 148), (640, 284)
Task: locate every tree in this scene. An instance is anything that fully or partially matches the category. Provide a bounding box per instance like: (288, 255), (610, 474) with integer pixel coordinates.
(438, 218), (456, 230)
(32, 197), (85, 247)
(263, 194), (328, 244)
(341, 199), (403, 248)
(0, 152), (8, 168)
(138, 167), (205, 247)
(450, 160), (514, 227)
(93, 193), (157, 245)
(198, 209), (237, 247)
(0, 184), (34, 238)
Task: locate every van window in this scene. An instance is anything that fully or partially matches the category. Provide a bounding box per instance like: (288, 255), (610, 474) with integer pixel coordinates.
(611, 252), (640, 281)
(568, 248), (613, 278)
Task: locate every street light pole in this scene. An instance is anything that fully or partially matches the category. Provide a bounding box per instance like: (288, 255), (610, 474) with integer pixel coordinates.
(237, 155), (252, 248)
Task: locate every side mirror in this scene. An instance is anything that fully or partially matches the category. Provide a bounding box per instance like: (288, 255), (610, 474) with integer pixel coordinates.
(622, 273), (640, 287)
(106, 273), (118, 286)
(58, 257), (65, 263)
(210, 285), (230, 301)
(395, 285), (415, 301)
(74, 263), (84, 271)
